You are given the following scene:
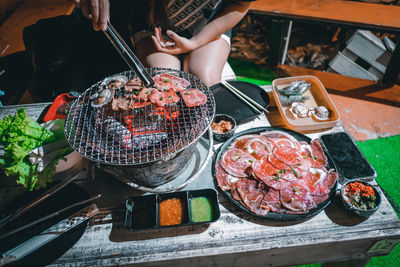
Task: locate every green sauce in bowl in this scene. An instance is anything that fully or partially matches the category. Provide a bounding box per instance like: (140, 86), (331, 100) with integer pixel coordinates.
(190, 197), (212, 223)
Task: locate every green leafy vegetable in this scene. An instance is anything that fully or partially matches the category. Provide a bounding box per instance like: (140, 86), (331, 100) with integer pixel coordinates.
(0, 108), (62, 190)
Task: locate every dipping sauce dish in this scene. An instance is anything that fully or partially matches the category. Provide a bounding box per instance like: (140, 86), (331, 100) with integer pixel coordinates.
(340, 180), (381, 218)
(124, 189), (220, 231)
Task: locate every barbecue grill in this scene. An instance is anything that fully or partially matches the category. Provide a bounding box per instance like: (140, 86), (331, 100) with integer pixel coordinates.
(64, 68), (216, 188)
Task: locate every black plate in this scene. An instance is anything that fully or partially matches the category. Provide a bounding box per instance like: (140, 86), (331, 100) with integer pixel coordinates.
(0, 182), (89, 265)
(212, 127), (338, 221)
(210, 81), (269, 124)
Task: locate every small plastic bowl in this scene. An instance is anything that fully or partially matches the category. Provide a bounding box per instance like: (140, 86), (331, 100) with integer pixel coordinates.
(340, 180), (381, 218)
(211, 114), (237, 142)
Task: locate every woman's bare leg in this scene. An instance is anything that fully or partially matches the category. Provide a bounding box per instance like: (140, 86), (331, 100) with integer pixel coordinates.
(134, 36), (181, 70)
(183, 37), (230, 87)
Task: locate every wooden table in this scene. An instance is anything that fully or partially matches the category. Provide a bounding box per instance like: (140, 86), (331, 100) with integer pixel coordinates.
(1, 100), (400, 266)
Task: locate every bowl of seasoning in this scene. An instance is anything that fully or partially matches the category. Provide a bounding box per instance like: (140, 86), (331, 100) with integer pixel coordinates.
(211, 114), (237, 142)
(340, 180), (381, 218)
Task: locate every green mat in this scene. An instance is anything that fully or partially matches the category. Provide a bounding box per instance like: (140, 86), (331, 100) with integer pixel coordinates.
(228, 58), (400, 266)
(356, 135), (400, 266)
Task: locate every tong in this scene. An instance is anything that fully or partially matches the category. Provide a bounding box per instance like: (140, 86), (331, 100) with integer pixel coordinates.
(104, 21), (155, 87)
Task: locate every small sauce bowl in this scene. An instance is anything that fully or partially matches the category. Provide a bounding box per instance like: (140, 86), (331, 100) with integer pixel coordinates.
(211, 114), (237, 142)
(340, 180), (381, 218)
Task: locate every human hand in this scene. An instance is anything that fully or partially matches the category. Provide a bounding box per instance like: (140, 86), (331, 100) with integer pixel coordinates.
(151, 27), (198, 54)
(73, 0), (109, 31)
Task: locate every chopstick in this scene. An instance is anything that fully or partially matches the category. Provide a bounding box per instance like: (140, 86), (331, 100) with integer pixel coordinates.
(0, 169), (82, 230)
(220, 80), (269, 113)
(0, 194), (101, 240)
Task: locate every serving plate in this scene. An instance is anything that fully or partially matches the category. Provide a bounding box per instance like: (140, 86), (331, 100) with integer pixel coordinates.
(210, 81), (269, 124)
(212, 126), (338, 221)
(271, 76), (340, 132)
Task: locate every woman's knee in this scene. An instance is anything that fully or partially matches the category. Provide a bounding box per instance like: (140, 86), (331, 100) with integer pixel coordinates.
(188, 66), (222, 87)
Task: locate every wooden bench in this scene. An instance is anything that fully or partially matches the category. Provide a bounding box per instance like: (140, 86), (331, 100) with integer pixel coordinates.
(249, 0), (400, 87)
(0, 0), (74, 105)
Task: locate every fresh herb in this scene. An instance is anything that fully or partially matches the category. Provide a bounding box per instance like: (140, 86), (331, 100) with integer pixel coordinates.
(145, 91), (150, 94)
(234, 152), (239, 156)
(248, 160), (253, 163)
(296, 163), (302, 166)
(273, 176), (280, 180)
(314, 155), (318, 160)
(164, 78), (169, 82)
(168, 96), (172, 99)
(134, 90), (140, 95)
(160, 97), (164, 100)
(289, 165), (299, 178)
(293, 187), (299, 192)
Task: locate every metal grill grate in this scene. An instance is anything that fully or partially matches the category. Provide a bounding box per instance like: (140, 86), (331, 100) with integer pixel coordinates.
(64, 68), (215, 165)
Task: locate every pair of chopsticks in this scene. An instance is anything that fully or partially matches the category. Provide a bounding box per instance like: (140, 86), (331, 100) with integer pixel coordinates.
(0, 169), (82, 230)
(220, 80), (269, 114)
(0, 194), (101, 240)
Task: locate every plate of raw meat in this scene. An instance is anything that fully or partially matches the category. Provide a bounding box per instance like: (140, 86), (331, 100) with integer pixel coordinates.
(212, 127), (338, 221)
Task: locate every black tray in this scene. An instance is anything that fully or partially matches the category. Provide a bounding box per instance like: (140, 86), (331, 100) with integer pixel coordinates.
(210, 81), (269, 124)
(212, 127), (338, 221)
(0, 183), (89, 265)
(124, 189), (220, 231)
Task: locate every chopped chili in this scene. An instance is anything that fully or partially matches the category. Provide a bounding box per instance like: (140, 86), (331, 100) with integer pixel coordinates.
(346, 182), (375, 197)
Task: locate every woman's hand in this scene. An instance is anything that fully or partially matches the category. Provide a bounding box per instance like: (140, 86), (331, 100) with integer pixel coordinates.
(151, 27), (199, 55)
(73, 0), (109, 31)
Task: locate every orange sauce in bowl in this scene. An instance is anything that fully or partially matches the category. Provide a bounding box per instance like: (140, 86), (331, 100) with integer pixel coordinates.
(159, 198), (183, 226)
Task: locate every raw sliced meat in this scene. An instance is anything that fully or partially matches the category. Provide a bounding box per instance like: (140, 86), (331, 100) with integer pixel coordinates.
(180, 89), (207, 107)
(260, 189), (285, 213)
(303, 169), (330, 196)
(303, 168), (337, 196)
(215, 161), (240, 191)
(220, 148), (255, 178)
(231, 135), (259, 150)
(252, 157), (291, 190)
(325, 170), (338, 189)
(244, 137), (273, 159)
(153, 73), (190, 92)
(273, 146), (301, 166)
(280, 180), (315, 213)
(310, 140), (327, 168)
(268, 153), (291, 171)
(236, 178), (268, 216)
(280, 171), (298, 182)
(230, 186), (243, 202)
(149, 89), (180, 107)
(260, 131), (301, 150)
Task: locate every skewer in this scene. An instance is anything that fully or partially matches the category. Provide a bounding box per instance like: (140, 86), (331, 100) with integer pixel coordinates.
(0, 194), (101, 240)
(220, 80), (262, 114)
(0, 169), (83, 230)
(220, 80), (269, 113)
